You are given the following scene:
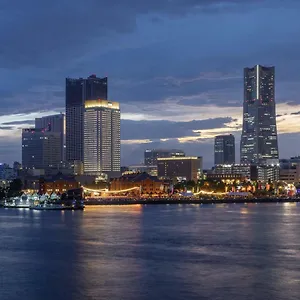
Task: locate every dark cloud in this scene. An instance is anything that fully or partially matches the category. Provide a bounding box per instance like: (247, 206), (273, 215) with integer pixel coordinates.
(121, 117), (235, 140)
(285, 101), (299, 106)
(1, 120), (35, 126)
(0, 126), (14, 130)
(0, 0), (263, 68)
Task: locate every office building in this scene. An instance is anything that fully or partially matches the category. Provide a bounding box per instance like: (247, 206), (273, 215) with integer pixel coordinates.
(35, 113), (65, 161)
(66, 75), (107, 163)
(240, 65), (279, 164)
(250, 165), (279, 182)
(22, 128), (62, 171)
(157, 157), (202, 182)
(124, 165), (158, 177)
(83, 99), (120, 178)
(0, 163), (16, 180)
(279, 157), (300, 183)
(214, 134), (235, 165)
(209, 163), (279, 183)
(211, 164), (251, 178)
(144, 149), (185, 166)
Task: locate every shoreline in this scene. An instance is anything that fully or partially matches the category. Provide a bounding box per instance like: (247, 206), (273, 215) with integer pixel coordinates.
(1, 198), (300, 209)
(84, 198), (300, 206)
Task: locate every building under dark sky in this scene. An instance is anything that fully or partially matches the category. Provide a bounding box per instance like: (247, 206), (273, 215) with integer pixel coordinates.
(35, 113), (65, 162)
(22, 128), (61, 171)
(214, 134), (235, 165)
(240, 65), (279, 165)
(65, 75), (107, 163)
(144, 149), (185, 166)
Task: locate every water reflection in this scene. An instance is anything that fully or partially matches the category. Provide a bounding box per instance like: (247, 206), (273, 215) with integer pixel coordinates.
(77, 206), (144, 300)
(1, 204), (300, 300)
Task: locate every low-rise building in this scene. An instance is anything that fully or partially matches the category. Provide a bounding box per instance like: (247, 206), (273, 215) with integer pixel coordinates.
(123, 165), (157, 177)
(110, 173), (167, 195)
(251, 165), (279, 182)
(279, 163), (300, 184)
(39, 173), (79, 194)
(209, 163), (279, 183)
(212, 164), (250, 178)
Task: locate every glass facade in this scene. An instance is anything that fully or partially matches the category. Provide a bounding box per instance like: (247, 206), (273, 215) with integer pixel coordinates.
(240, 65), (279, 164)
(35, 113), (65, 161)
(66, 75), (107, 163)
(22, 128), (62, 170)
(214, 135), (235, 165)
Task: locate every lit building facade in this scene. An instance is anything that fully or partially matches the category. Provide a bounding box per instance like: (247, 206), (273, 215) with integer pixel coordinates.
(212, 164), (251, 178)
(66, 75), (107, 163)
(123, 165), (158, 177)
(83, 99), (120, 178)
(22, 128), (62, 171)
(35, 113), (65, 161)
(39, 174), (80, 194)
(144, 149), (185, 166)
(241, 65), (279, 164)
(157, 157), (202, 182)
(210, 163), (279, 182)
(214, 134), (235, 165)
(110, 173), (166, 195)
(279, 157), (300, 183)
(251, 165), (279, 182)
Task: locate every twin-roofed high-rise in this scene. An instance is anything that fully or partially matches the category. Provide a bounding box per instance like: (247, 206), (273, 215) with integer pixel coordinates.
(240, 65), (279, 165)
(65, 75), (120, 178)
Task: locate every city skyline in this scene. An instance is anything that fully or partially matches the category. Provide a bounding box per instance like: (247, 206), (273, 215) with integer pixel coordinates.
(1, 1), (300, 167)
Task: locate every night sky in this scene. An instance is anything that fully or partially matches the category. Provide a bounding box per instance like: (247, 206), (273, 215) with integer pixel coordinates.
(1, 0), (300, 167)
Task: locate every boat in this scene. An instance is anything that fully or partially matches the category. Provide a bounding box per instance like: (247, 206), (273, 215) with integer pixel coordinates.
(3, 194), (32, 208)
(30, 204), (84, 210)
(2, 191), (84, 210)
(30, 199), (84, 211)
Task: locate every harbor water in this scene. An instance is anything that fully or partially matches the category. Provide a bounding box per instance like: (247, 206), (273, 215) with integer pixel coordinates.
(1, 203), (300, 300)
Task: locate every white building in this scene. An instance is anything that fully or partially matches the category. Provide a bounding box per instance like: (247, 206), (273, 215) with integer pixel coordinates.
(83, 99), (121, 178)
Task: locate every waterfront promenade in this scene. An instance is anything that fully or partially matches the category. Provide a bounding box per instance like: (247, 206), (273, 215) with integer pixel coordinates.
(84, 197), (300, 205)
(1, 197), (299, 208)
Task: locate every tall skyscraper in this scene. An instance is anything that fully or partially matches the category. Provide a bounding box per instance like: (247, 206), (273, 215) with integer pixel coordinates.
(240, 65), (279, 164)
(214, 134), (235, 165)
(22, 128), (62, 170)
(65, 75), (107, 163)
(83, 99), (120, 178)
(35, 113), (65, 161)
(144, 149), (185, 166)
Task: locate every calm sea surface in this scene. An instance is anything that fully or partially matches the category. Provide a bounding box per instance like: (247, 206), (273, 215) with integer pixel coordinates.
(1, 203), (300, 300)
